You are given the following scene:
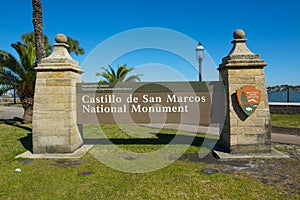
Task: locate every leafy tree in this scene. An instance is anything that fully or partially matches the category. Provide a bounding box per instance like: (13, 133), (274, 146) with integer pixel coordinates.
(0, 42), (36, 123)
(96, 64), (142, 83)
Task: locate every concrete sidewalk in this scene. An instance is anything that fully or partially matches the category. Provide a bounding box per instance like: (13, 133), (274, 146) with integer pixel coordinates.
(0, 105), (23, 121)
(142, 123), (300, 145)
(271, 133), (300, 145)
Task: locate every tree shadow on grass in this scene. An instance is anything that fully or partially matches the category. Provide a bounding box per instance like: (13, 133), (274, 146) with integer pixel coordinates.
(18, 133), (33, 153)
(0, 117), (23, 125)
(0, 117), (33, 153)
(83, 132), (217, 148)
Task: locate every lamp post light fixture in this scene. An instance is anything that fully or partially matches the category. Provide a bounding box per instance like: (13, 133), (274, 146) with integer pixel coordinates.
(195, 42), (204, 81)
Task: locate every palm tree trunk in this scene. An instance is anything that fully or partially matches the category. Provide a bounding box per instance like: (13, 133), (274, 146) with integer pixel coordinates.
(13, 88), (16, 104)
(32, 0), (46, 64)
(21, 96), (34, 123)
(31, 0), (45, 123)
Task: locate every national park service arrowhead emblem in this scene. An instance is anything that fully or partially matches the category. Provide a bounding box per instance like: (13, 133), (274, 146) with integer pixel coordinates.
(236, 85), (261, 116)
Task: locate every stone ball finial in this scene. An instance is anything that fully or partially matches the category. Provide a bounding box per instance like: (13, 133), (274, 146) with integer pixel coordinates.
(233, 29), (245, 39)
(55, 34), (68, 43)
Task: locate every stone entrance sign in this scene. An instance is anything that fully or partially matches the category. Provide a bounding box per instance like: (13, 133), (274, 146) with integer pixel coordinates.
(217, 29), (271, 154)
(31, 29), (273, 157)
(32, 34), (83, 153)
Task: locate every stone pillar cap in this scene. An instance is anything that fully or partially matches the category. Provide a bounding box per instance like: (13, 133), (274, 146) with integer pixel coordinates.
(55, 34), (68, 43)
(53, 34), (69, 48)
(35, 33), (83, 73)
(218, 29), (267, 70)
(233, 29), (245, 39)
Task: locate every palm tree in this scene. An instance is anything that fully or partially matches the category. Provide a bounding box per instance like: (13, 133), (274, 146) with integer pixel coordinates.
(21, 32), (52, 56)
(66, 37), (85, 56)
(1, 0), (83, 123)
(96, 64), (142, 83)
(31, 0), (84, 59)
(21, 32), (85, 57)
(32, 0), (46, 64)
(0, 33), (85, 123)
(0, 42), (36, 123)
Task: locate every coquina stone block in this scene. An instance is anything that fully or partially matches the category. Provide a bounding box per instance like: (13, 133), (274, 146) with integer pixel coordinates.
(32, 34), (83, 154)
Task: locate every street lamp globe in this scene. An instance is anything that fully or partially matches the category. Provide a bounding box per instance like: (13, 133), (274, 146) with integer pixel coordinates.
(195, 42), (204, 81)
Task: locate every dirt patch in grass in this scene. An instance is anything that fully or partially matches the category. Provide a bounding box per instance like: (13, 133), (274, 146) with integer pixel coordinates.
(180, 144), (300, 195)
(53, 160), (83, 167)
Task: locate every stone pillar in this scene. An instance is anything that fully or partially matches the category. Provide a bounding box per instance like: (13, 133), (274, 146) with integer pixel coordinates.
(217, 29), (271, 154)
(32, 34), (83, 153)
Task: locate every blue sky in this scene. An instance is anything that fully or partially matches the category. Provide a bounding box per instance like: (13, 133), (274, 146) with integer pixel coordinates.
(1, 0), (299, 86)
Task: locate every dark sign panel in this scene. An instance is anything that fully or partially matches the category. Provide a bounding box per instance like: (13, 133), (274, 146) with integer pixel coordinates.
(77, 82), (225, 125)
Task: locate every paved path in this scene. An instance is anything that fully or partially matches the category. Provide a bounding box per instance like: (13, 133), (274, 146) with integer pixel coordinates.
(1, 105), (299, 145)
(142, 123), (300, 145)
(0, 105), (23, 120)
(271, 133), (300, 145)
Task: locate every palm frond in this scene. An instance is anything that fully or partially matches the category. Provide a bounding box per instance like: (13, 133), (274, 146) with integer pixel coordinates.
(124, 74), (142, 82)
(21, 32), (52, 55)
(96, 64), (142, 83)
(0, 84), (13, 96)
(66, 36), (85, 55)
(108, 64), (116, 80)
(11, 42), (36, 74)
(118, 65), (135, 82)
(0, 50), (24, 80)
(0, 41), (36, 99)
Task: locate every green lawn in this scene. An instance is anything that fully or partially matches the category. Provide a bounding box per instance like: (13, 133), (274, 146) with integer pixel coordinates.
(271, 114), (300, 127)
(0, 123), (298, 199)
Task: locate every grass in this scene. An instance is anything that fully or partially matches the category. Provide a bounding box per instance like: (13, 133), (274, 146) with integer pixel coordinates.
(271, 114), (300, 127)
(0, 122), (298, 199)
(83, 124), (215, 154)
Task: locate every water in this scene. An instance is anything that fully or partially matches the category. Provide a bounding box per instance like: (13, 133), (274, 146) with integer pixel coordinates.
(268, 90), (300, 102)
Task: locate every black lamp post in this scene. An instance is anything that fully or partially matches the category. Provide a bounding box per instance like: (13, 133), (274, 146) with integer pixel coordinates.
(195, 42), (204, 81)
